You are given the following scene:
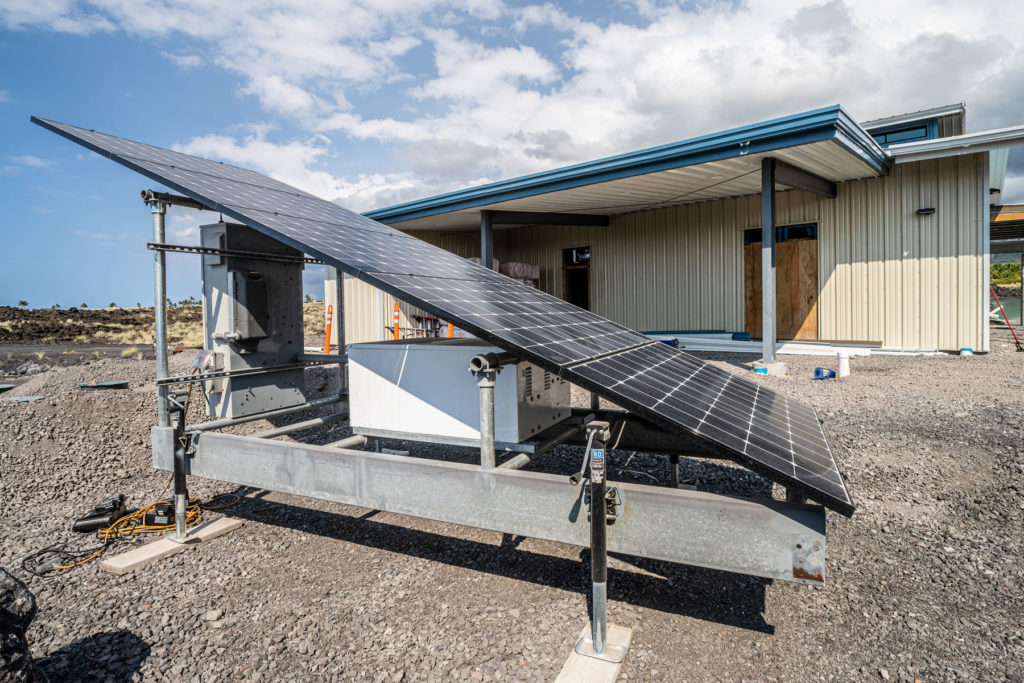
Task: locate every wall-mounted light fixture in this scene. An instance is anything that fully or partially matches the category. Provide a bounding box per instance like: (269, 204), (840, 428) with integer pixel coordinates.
(916, 207), (936, 216)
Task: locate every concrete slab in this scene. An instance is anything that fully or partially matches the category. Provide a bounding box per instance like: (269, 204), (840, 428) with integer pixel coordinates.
(554, 624), (633, 683)
(750, 360), (788, 377)
(99, 517), (242, 575)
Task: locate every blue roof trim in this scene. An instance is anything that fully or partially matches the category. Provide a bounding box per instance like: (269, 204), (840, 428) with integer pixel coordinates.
(366, 105), (889, 224)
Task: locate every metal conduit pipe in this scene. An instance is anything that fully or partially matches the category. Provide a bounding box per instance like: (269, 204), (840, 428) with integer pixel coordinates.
(499, 423), (583, 470)
(468, 351), (518, 372)
(327, 434), (374, 449)
(187, 393), (346, 433)
(255, 410), (349, 439)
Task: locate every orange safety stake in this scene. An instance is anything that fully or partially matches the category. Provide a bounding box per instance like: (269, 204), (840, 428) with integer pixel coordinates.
(323, 304), (333, 354)
(393, 302), (400, 340)
(448, 322), (454, 338)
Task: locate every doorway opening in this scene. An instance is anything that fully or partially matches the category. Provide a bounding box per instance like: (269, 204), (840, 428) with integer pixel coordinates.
(562, 246), (591, 311)
(743, 223), (819, 341)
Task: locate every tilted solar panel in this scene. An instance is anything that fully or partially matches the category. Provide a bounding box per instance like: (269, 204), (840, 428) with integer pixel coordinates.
(33, 116), (854, 515)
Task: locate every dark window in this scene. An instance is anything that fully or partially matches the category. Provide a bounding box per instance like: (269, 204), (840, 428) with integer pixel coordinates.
(871, 125), (931, 146)
(562, 246), (591, 310)
(744, 223), (818, 246)
(562, 246), (590, 266)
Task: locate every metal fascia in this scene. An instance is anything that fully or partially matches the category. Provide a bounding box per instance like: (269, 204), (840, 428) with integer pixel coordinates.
(834, 107), (890, 175)
(888, 125), (1024, 164)
(365, 107), (848, 224)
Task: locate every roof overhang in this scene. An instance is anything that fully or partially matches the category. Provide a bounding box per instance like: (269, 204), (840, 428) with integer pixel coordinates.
(367, 105), (889, 231)
(887, 125), (1024, 164)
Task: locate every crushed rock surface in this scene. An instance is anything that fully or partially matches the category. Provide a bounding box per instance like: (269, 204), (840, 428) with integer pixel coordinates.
(0, 328), (1021, 681)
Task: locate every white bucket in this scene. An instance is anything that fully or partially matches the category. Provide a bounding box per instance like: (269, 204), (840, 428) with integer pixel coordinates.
(837, 350), (851, 378)
(960, 348), (974, 356)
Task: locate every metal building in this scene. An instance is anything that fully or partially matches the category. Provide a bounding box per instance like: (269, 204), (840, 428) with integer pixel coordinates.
(346, 103), (1023, 354)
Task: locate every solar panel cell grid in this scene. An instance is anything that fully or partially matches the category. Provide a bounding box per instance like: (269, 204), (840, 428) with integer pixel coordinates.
(33, 116), (854, 515)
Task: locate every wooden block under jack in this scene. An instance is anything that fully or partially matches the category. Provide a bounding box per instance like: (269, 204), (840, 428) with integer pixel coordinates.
(554, 624), (633, 683)
(99, 518), (243, 575)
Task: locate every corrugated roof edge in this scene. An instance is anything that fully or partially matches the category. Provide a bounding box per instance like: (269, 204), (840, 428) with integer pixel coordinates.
(366, 105), (889, 224)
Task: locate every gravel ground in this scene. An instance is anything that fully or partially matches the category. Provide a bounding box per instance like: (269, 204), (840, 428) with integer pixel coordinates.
(1, 328), (1022, 682)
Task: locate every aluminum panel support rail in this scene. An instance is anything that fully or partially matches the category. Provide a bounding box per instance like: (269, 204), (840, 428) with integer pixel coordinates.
(152, 428), (827, 585)
(147, 241), (325, 265)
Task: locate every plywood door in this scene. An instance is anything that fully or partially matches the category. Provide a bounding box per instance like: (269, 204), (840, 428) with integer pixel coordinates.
(744, 239), (818, 340)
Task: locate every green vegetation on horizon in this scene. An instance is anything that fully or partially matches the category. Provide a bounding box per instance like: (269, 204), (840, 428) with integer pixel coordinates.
(992, 262), (1022, 285)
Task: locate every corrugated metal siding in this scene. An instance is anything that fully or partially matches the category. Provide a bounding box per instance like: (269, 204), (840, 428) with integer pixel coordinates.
(392, 155), (984, 351)
(411, 191), (819, 333)
(334, 276), (435, 345)
(819, 154), (982, 350)
(937, 113), (964, 138)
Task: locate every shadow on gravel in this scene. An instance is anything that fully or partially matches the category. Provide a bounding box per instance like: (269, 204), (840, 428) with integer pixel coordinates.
(35, 629), (151, 681)
(226, 497), (775, 634)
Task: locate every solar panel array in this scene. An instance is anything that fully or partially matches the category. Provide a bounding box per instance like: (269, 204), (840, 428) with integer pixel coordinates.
(33, 116), (854, 515)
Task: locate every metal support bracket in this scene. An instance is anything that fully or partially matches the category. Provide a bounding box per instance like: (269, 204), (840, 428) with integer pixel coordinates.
(150, 429), (828, 584)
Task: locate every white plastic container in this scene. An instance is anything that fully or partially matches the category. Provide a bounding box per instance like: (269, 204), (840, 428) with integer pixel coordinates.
(837, 350), (851, 378)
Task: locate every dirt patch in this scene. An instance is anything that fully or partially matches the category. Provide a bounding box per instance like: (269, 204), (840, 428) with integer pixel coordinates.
(0, 327), (1021, 681)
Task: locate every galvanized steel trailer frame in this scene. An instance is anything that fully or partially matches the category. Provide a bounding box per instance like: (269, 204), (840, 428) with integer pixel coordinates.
(145, 190), (828, 663)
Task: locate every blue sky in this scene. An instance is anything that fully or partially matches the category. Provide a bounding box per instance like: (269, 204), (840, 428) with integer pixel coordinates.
(2, 0), (1023, 307)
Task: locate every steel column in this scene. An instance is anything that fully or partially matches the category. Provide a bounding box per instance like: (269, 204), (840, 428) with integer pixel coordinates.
(761, 158), (777, 363)
(150, 199), (187, 541)
(480, 210), (494, 270)
(335, 267), (347, 391)
(169, 402), (189, 541)
(476, 369), (497, 469)
(574, 421), (626, 662)
(150, 201), (170, 428)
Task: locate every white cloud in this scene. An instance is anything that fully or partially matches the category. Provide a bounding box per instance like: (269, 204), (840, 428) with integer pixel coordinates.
(5, 0), (1024, 205)
(241, 74), (321, 118)
(163, 52), (202, 69)
(10, 155), (55, 167)
(167, 209), (206, 243)
(174, 130), (422, 211)
(0, 89), (13, 102)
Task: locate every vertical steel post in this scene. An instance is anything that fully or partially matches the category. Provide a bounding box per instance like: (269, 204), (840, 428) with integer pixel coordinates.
(670, 453), (680, 488)
(331, 267), (347, 392)
(151, 199), (188, 541)
(151, 201), (170, 428)
(590, 392), (600, 411)
(170, 402), (189, 541)
(761, 157), (777, 363)
(480, 210), (494, 270)
(476, 369), (497, 469)
(575, 420), (626, 662)
(589, 430), (608, 654)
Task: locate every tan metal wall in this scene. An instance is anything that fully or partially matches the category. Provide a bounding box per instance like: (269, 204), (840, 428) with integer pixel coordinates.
(411, 191), (819, 333)
(395, 153), (986, 352)
(818, 153), (984, 351)
(325, 273), (433, 345)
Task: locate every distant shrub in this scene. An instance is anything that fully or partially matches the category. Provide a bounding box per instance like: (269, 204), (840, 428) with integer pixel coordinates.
(18, 300), (27, 307)
(992, 262), (1021, 285)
